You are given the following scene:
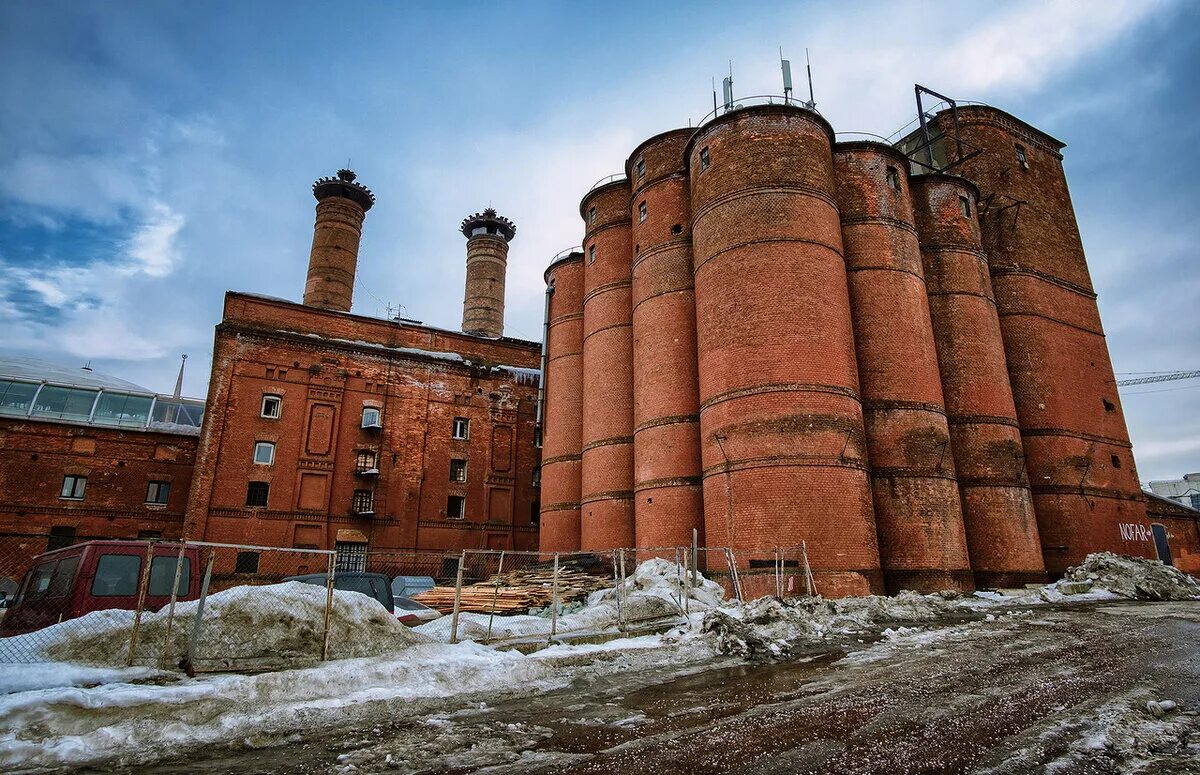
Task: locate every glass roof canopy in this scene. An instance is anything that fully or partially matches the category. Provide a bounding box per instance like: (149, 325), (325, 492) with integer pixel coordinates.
(0, 377), (204, 435)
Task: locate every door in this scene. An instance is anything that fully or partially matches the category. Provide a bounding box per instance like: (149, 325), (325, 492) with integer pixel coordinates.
(1151, 523), (1173, 566)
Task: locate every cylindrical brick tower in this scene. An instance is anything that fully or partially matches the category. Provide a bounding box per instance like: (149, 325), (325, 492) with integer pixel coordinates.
(911, 173), (1047, 588)
(303, 169), (375, 311)
(628, 130), (705, 551)
(579, 178), (636, 549)
(687, 105), (882, 597)
(460, 208), (516, 338)
(833, 143), (972, 593)
(539, 250), (586, 552)
(929, 106), (1149, 576)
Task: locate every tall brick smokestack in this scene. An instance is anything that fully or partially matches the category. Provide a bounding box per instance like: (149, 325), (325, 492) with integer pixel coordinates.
(303, 169), (375, 312)
(460, 208), (516, 338)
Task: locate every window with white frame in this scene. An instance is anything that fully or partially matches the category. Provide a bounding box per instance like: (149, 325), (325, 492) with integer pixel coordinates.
(452, 417), (470, 440)
(361, 406), (382, 428)
(253, 441), (276, 465)
(260, 395), (281, 419)
(60, 475), (87, 500)
(145, 480), (171, 504)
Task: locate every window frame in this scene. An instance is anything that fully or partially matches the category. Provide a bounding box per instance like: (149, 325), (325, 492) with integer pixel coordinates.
(638, 201), (647, 223)
(959, 195), (972, 218)
(145, 480), (171, 505)
(260, 394), (282, 419)
(253, 441), (276, 466)
(1015, 144), (1028, 165)
(361, 406), (382, 428)
(885, 165), (900, 191)
(446, 495), (466, 520)
(587, 206), (597, 225)
(452, 416), (470, 440)
(699, 146), (711, 170)
(352, 489), (374, 514)
(245, 481), (270, 507)
(450, 458), (468, 483)
(636, 158), (646, 179)
(588, 245), (596, 264)
(60, 475), (87, 500)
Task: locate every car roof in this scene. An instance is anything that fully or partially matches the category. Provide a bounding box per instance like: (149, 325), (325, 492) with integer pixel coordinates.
(32, 539), (188, 562)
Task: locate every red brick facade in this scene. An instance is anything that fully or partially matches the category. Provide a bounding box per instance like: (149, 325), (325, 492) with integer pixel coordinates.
(0, 417), (195, 588)
(540, 100), (1196, 592)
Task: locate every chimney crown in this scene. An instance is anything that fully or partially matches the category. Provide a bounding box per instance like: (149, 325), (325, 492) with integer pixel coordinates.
(460, 208), (516, 241)
(313, 169), (376, 212)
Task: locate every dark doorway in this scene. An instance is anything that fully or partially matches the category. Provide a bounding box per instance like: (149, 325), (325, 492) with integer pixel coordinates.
(1151, 523), (1173, 566)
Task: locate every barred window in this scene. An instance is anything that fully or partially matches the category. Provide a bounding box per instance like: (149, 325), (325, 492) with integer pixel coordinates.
(352, 489), (374, 513)
(246, 481), (269, 507)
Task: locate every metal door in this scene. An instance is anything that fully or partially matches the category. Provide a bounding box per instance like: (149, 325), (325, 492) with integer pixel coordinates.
(1151, 523), (1173, 566)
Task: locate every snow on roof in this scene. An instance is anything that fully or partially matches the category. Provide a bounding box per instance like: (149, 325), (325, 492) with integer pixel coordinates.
(0, 356), (151, 392)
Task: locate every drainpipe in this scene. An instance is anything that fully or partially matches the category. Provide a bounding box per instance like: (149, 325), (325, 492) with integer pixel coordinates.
(535, 278), (555, 445)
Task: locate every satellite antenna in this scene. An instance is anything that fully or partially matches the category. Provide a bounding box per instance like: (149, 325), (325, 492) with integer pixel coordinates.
(722, 61), (734, 112)
(780, 47), (794, 104)
(712, 77), (718, 116)
(805, 48), (816, 109)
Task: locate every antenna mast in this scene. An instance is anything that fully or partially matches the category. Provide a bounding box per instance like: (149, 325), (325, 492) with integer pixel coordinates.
(780, 47), (793, 105)
(806, 48), (815, 108)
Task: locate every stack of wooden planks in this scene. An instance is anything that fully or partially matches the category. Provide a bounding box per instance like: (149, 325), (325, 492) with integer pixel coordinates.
(411, 559), (614, 614)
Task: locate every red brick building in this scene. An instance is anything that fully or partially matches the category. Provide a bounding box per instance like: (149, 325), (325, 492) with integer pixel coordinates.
(0, 357), (202, 594)
(540, 97), (1200, 595)
(185, 172), (542, 562)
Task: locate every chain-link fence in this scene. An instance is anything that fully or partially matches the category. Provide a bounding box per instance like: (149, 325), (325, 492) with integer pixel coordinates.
(1, 533), (821, 671)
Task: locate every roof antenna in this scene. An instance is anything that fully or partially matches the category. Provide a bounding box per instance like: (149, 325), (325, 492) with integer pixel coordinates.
(712, 76), (718, 116)
(780, 47), (794, 105)
(805, 48), (816, 109)
(81, 360), (93, 373)
(172, 354), (188, 399)
(722, 61), (734, 111)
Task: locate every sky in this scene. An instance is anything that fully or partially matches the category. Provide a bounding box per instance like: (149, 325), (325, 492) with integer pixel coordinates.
(0, 0), (1196, 482)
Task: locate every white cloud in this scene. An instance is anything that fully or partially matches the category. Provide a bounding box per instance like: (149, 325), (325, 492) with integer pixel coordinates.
(123, 202), (185, 277)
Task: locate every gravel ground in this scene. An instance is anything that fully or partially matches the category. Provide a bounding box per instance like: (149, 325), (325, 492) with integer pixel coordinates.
(101, 600), (1200, 775)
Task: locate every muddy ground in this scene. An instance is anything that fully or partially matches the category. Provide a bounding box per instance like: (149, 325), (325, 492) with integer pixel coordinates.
(102, 601), (1200, 775)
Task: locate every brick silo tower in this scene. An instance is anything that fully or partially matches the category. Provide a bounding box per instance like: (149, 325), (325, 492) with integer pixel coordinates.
(928, 106), (1148, 576)
(628, 129), (704, 551)
(303, 169), (375, 311)
(833, 143), (973, 593)
(910, 173), (1046, 588)
(539, 250), (586, 552)
(460, 208), (516, 338)
(687, 105), (883, 597)
(579, 179), (636, 549)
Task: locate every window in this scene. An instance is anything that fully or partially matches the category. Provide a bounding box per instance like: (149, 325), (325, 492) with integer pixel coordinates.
(26, 561), (56, 601)
(92, 554), (142, 596)
(92, 392), (152, 427)
(362, 406), (382, 428)
(148, 556), (191, 596)
(638, 201), (647, 223)
(32, 386), (99, 422)
(588, 245), (596, 264)
(450, 459), (468, 482)
(335, 541), (368, 573)
(886, 166), (900, 191)
(235, 551), (260, 574)
(636, 158), (646, 179)
(447, 495), (466, 520)
(246, 481), (270, 507)
(253, 441), (275, 465)
(452, 417), (470, 440)
(60, 475), (86, 500)
(47, 556), (80, 598)
(959, 196), (971, 218)
(587, 206), (597, 224)
(356, 449), (378, 473)
(352, 489), (374, 514)
(1111, 455), (1121, 469)
(532, 466), (541, 488)
(0, 379), (39, 415)
(1015, 144), (1028, 165)
(47, 525), (76, 551)
(1190, 494), (1200, 511)
(145, 481), (171, 505)
(261, 395), (282, 419)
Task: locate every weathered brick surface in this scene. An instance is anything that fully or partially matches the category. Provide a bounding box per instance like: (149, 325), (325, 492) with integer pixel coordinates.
(303, 196), (366, 312)
(628, 129), (704, 550)
(689, 107), (883, 594)
(539, 253), (584, 551)
(187, 293), (541, 553)
(834, 143), (972, 593)
(911, 173), (1047, 588)
(461, 234), (509, 339)
(933, 106), (1148, 576)
(579, 180), (636, 549)
(0, 418), (196, 583)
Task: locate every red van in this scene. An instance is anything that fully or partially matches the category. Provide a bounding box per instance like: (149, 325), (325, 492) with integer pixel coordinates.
(0, 540), (201, 636)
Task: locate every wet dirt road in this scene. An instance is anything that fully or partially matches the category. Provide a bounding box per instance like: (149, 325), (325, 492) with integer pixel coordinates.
(115, 602), (1200, 774)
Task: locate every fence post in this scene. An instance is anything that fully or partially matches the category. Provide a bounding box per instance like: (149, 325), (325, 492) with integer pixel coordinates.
(320, 551), (336, 661)
(449, 550), (466, 644)
(682, 547), (690, 617)
(618, 548), (628, 617)
(549, 553), (560, 640)
(802, 540), (816, 597)
(158, 541), (188, 670)
(691, 528), (699, 588)
(185, 550), (215, 676)
(485, 550), (506, 644)
(611, 550), (624, 631)
(674, 547), (684, 612)
(724, 548), (743, 603)
(126, 540), (155, 667)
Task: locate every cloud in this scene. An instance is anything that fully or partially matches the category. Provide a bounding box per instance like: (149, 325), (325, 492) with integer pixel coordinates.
(123, 202), (185, 278)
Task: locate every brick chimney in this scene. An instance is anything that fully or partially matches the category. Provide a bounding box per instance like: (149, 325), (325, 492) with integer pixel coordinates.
(303, 169), (375, 312)
(460, 208), (516, 338)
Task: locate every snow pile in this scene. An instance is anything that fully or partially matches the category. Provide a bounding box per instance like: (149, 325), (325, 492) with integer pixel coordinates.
(417, 559), (729, 643)
(1049, 552), (1200, 601)
(22, 582), (429, 667)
